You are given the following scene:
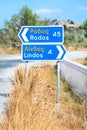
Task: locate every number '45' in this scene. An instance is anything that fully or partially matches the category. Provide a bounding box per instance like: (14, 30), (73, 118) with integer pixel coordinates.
(53, 32), (61, 37)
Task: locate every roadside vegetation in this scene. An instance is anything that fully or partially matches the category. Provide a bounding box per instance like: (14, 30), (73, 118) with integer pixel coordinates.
(1, 64), (87, 130)
(84, 57), (87, 66)
(73, 57), (87, 66)
(64, 27), (87, 51)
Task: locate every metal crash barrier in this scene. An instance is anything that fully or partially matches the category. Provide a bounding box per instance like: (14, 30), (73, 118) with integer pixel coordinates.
(61, 59), (87, 98)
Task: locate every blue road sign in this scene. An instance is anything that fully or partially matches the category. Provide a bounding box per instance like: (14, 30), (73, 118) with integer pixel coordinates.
(18, 26), (64, 43)
(22, 44), (66, 61)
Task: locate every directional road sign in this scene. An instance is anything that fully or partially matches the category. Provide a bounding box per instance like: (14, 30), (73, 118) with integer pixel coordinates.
(18, 26), (64, 43)
(22, 44), (66, 61)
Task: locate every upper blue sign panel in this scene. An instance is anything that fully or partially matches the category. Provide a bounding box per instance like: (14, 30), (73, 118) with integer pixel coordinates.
(18, 26), (64, 43)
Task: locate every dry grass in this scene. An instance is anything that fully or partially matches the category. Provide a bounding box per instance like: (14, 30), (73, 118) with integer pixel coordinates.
(1, 65), (87, 130)
(66, 45), (87, 51)
(6, 46), (21, 54)
(0, 46), (21, 55)
(73, 58), (87, 66)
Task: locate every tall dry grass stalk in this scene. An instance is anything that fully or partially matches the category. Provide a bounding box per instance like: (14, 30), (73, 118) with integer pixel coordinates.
(1, 65), (86, 130)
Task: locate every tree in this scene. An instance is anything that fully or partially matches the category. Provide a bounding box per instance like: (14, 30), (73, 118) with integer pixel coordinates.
(4, 6), (39, 31)
(38, 18), (50, 25)
(4, 6), (50, 30)
(82, 19), (87, 37)
(19, 6), (39, 26)
(4, 6), (50, 44)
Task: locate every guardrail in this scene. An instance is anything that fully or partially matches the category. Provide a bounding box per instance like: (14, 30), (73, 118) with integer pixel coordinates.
(60, 59), (87, 98)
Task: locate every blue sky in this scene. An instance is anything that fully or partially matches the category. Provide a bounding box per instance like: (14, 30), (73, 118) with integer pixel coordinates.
(0, 0), (87, 28)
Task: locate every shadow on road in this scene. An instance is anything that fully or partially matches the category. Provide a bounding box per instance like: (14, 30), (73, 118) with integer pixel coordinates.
(0, 59), (22, 69)
(0, 93), (9, 98)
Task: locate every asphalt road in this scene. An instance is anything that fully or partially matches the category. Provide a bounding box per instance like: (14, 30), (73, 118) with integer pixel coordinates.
(0, 51), (87, 124)
(0, 55), (22, 124)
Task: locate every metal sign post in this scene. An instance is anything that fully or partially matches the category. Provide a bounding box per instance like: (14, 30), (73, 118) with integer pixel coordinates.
(56, 61), (61, 103)
(25, 61), (28, 79)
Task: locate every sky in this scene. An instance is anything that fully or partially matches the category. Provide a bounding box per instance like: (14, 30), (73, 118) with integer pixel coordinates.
(0, 0), (87, 28)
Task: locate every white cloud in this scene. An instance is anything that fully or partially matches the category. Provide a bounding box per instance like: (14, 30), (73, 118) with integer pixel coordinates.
(78, 6), (87, 11)
(34, 8), (62, 15)
(35, 9), (52, 14)
(53, 9), (62, 14)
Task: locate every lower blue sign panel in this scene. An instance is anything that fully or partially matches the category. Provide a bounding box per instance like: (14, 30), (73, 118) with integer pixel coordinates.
(22, 44), (66, 61)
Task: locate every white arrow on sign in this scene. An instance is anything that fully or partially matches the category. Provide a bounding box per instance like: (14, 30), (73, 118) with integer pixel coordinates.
(21, 28), (29, 42)
(56, 46), (64, 59)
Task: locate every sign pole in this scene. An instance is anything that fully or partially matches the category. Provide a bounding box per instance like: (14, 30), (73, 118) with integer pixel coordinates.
(25, 61), (28, 79)
(56, 61), (61, 103)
